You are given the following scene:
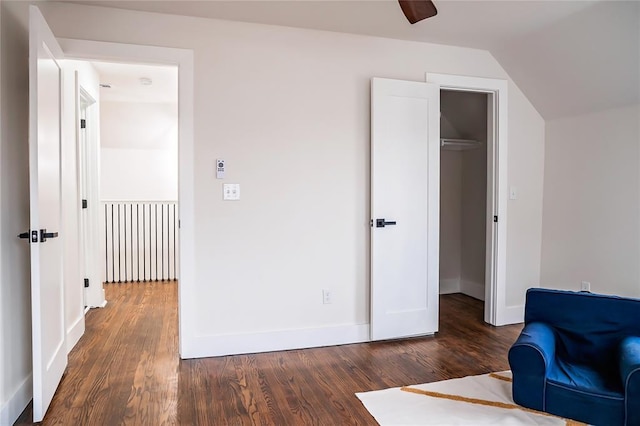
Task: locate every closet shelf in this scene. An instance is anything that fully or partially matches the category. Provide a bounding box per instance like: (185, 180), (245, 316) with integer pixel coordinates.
(440, 138), (481, 151)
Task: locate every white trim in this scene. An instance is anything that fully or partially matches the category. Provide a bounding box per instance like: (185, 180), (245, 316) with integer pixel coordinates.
(500, 305), (525, 325)
(58, 38), (195, 358)
(460, 280), (485, 301)
(426, 73), (508, 327)
(0, 375), (32, 426)
(439, 278), (460, 294)
(66, 314), (85, 354)
(76, 80), (103, 309)
(183, 324), (371, 359)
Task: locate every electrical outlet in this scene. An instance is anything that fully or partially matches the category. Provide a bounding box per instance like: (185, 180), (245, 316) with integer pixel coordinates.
(322, 289), (332, 304)
(581, 281), (591, 292)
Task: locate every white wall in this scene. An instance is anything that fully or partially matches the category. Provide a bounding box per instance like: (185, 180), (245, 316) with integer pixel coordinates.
(505, 89), (545, 307)
(541, 104), (640, 297)
(101, 147), (178, 201)
(101, 101), (177, 149)
(39, 2), (545, 357)
(100, 101), (178, 201)
(439, 150), (462, 294)
(0, 0), (32, 423)
(438, 146), (487, 300)
(460, 146), (487, 300)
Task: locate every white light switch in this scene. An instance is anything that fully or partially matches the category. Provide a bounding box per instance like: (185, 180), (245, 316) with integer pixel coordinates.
(223, 183), (240, 200)
(509, 186), (518, 200)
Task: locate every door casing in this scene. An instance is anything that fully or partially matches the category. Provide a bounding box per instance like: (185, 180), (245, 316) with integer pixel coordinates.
(57, 38), (196, 357)
(426, 73), (509, 326)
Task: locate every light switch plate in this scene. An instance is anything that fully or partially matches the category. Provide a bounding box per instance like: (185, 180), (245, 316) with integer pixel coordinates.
(509, 186), (518, 200)
(223, 183), (240, 200)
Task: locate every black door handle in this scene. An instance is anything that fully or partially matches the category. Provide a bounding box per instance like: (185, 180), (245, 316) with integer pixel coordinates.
(40, 229), (59, 242)
(18, 230), (39, 243)
(376, 218), (397, 228)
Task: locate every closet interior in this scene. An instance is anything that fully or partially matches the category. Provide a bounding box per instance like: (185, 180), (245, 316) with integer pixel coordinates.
(439, 90), (488, 303)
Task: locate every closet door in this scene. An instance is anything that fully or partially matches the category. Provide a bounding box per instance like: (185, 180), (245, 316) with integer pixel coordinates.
(370, 78), (440, 341)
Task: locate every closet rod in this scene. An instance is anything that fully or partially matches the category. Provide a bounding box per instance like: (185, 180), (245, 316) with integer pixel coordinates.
(440, 138), (481, 150)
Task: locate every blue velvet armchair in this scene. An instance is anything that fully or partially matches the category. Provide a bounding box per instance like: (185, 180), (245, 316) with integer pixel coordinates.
(508, 288), (640, 425)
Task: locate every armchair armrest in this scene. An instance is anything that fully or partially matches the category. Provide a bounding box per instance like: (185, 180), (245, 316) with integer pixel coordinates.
(508, 322), (556, 411)
(620, 336), (640, 426)
(509, 322), (556, 373)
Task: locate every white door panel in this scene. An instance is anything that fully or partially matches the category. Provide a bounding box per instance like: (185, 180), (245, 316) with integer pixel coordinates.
(371, 78), (440, 341)
(29, 6), (66, 422)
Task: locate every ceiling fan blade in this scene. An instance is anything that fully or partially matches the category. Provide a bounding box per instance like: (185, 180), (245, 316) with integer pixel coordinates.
(398, 0), (438, 24)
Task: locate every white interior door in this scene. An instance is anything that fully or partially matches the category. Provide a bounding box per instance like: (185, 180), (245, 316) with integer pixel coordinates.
(29, 5), (67, 422)
(370, 77), (440, 341)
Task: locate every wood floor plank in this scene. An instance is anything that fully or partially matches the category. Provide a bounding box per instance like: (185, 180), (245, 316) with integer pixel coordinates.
(15, 285), (522, 425)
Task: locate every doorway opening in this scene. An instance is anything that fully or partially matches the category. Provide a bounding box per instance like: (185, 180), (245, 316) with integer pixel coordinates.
(439, 89), (489, 319)
(60, 37), (195, 357)
(71, 59), (180, 310)
(427, 72), (509, 326)
(91, 61), (179, 287)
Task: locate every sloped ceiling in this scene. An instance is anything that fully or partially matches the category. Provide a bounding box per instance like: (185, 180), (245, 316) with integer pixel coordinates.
(493, 1), (640, 119)
(60, 0), (640, 120)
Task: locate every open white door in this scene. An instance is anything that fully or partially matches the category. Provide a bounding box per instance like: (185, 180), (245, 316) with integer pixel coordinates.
(370, 78), (440, 341)
(28, 6), (66, 422)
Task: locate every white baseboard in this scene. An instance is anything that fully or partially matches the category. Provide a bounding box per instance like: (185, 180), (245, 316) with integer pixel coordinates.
(181, 323), (370, 359)
(439, 278), (460, 294)
(66, 314), (85, 354)
(497, 304), (524, 326)
(460, 280), (485, 301)
(0, 374), (32, 426)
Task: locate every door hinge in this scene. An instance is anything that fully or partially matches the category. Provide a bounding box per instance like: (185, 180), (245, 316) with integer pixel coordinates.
(80, 119), (86, 129)
(84, 278), (89, 288)
(82, 199), (88, 209)
(493, 215), (498, 223)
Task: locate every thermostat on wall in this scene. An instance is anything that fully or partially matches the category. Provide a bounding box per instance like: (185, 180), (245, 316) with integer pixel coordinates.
(216, 159), (225, 179)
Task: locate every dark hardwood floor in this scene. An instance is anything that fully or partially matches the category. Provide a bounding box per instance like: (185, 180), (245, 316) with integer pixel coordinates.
(16, 282), (522, 425)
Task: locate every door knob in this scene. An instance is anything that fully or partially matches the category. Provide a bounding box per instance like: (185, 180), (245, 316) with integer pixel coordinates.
(18, 230), (39, 243)
(40, 229), (59, 242)
(376, 218), (397, 228)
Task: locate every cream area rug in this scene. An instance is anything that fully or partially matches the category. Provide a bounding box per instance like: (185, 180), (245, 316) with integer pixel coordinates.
(356, 372), (586, 425)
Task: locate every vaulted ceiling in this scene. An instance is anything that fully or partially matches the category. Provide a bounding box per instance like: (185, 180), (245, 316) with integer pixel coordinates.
(62, 0), (640, 120)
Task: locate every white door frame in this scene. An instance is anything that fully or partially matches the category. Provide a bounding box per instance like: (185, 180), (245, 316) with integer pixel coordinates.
(77, 85), (97, 309)
(58, 38), (196, 357)
(426, 73), (508, 326)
